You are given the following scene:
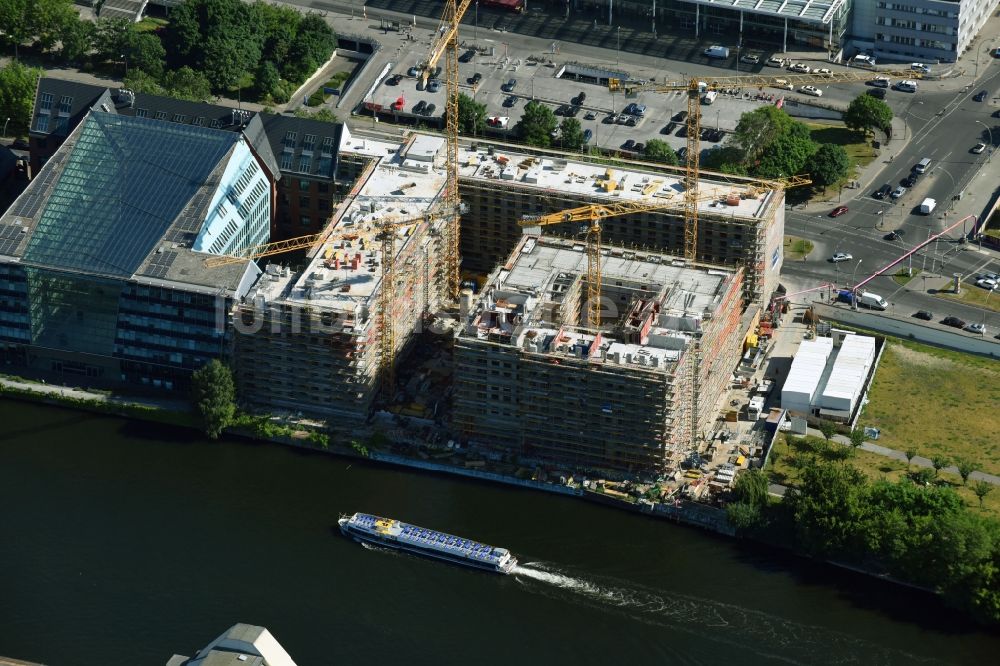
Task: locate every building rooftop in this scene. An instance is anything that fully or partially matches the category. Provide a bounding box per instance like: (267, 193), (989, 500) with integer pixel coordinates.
(168, 623), (297, 666)
(3, 111), (255, 292)
(458, 144), (774, 219)
(462, 235), (738, 373)
(684, 0), (844, 24)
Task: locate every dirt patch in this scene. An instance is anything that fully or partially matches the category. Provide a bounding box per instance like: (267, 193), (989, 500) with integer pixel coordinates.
(887, 343), (953, 371)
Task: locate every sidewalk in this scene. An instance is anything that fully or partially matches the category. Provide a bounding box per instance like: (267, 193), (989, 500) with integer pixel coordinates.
(805, 426), (1000, 486)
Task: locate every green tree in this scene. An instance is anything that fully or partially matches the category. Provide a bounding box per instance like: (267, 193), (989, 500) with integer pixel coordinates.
(93, 17), (135, 63)
(642, 139), (678, 165)
(254, 1), (301, 67)
(125, 32), (167, 78)
(931, 454), (950, 478)
(0, 0), (76, 55)
(57, 15), (95, 64)
(732, 468), (771, 508)
(844, 93), (894, 137)
(731, 106), (798, 163)
(905, 447), (917, 470)
(456, 92), (487, 135)
(806, 142), (850, 189)
(700, 145), (747, 175)
(786, 462), (869, 558)
(848, 427), (866, 456)
(123, 69), (165, 95)
(254, 60), (281, 99)
(191, 359), (237, 439)
(956, 458), (980, 486)
(818, 420), (836, 443)
(0, 61), (43, 136)
(284, 13), (335, 83)
(973, 480), (993, 509)
(559, 117), (585, 150)
(515, 100), (557, 148)
(754, 122), (816, 179)
(726, 501), (763, 532)
(162, 66), (213, 102)
(293, 107), (338, 122)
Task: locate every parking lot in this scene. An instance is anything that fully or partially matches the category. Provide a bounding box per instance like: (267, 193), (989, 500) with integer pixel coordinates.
(367, 38), (931, 157)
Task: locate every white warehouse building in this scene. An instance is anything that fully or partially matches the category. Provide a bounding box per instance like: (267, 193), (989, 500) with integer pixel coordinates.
(780, 337), (834, 416)
(780, 332), (878, 421)
(819, 334), (877, 418)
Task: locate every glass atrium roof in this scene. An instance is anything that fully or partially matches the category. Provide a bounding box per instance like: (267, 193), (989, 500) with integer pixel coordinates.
(684, 0), (844, 24)
(23, 111), (238, 277)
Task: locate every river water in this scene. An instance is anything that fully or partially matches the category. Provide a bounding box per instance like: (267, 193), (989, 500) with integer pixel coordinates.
(0, 400), (996, 665)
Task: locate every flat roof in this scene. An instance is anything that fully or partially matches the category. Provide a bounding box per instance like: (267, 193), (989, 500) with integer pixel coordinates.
(458, 145), (773, 219)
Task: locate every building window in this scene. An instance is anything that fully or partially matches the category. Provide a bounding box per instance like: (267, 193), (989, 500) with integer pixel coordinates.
(34, 115), (49, 132)
(39, 93), (53, 111)
(280, 152), (293, 171)
(321, 136), (335, 153)
(299, 196), (311, 208)
(172, 113), (187, 123)
(58, 96), (73, 113)
(317, 182), (329, 193)
(299, 179), (310, 191)
(302, 134), (316, 151)
(193, 117), (205, 126)
(210, 119), (222, 128)
(155, 111), (167, 120)
(136, 108), (148, 118)
(283, 131), (297, 149)
(300, 215), (311, 226)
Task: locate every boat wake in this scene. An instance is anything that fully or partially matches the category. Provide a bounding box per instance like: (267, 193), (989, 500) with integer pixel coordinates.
(512, 562), (943, 665)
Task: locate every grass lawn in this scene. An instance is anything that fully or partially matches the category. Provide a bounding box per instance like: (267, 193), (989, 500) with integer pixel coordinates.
(767, 433), (1000, 516)
(861, 338), (1000, 475)
(936, 279), (1000, 312)
(892, 268), (920, 285)
(136, 17), (169, 33)
(783, 235), (814, 260)
(809, 124), (876, 169)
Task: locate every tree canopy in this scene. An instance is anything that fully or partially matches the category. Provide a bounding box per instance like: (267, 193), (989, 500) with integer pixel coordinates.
(191, 359), (237, 439)
(516, 101), (557, 148)
(456, 93), (487, 135)
(559, 117), (585, 150)
(642, 139), (678, 165)
(0, 0), (77, 54)
(806, 142), (851, 188)
(844, 94), (894, 136)
(0, 61), (43, 137)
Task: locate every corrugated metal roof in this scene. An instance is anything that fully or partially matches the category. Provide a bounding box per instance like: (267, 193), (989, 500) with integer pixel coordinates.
(781, 337), (833, 405)
(821, 334), (875, 410)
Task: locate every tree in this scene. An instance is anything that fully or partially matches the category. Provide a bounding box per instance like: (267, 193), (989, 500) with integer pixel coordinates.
(973, 480), (993, 509)
(754, 122), (816, 179)
(57, 15), (95, 64)
(956, 458), (980, 486)
(786, 462), (870, 558)
(191, 359), (237, 439)
(93, 17), (135, 63)
(931, 454), (950, 478)
(123, 69), (165, 96)
(848, 427), (866, 456)
(125, 32), (167, 78)
(806, 142), (850, 189)
(700, 145), (747, 175)
(844, 94), (894, 137)
(515, 100), (557, 148)
(162, 66), (213, 102)
(642, 139), (678, 165)
(254, 2), (301, 66)
(293, 107), (338, 123)
(905, 448), (917, 470)
(0, 61), (43, 136)
(559, 117), (585, 150)
(726, 501), (763, 532)
(284, 13), (335, 83)
(456, 92), (487, 135)
(0, 0), (76, 55)
(818, 420), (836, 443)
(731, 106), (798, 163)
(254, 60), (281, 99)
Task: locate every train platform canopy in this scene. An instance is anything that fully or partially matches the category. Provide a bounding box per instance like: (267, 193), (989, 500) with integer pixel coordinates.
(682, 0), (845, 25)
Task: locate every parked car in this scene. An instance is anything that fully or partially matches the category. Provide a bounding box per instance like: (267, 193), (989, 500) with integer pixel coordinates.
(976, 277), (998, 290)
(555, 104), (569, 116)
(853, 54), (876, 67)
(621, 139), (636, 151)
(676, 147), (687, 160)
(867, 88), (887, 99)
(993, 109), (1000, 118)
(974, 90), (989, 102)
(634, 142), (645, 154)
(565, 105), (580, 118)
(431, 66), (442, 78)
(799, 85), (823, 97)
(583, 129), (593, 144)
(625, 115), (638, 127)
(910, 62), (931, 73)
(603, 113), (617, 124)
(459, 49), (476, 63)
(386, 74), (403, 86)
(789, 63), (811, 73)
(766, 56), (784, 67)
(468, 72), (483, 85)
(885, 230), (904, 241)
(913, 310), (933, 320)
(966, 322), (986, 334)
(423, 103), (436, 116)
(673, 110), (688, 122)
(982, 272), (999, 281)
(412, 100), (426, 114)
(661, 121), (678, 135)
(427, 79), (441, 93)
(972, 142), (987, 154)
(891, 185), (906, 199)
(814, 68), (832, 76)
(407, 65), (421, 77)
(873, 183), (892, 199)
(829, 206), (849, 218)
(831, 252), (853, 263)
(502, 78), (517, 92)
(902, 173), (918, 187)
(502, 95), (518, 108)
(625, 102), (647, 116)
(741, 54), (760, 64)
(942, 316), (966, 328)
(584, 111), (597, 120)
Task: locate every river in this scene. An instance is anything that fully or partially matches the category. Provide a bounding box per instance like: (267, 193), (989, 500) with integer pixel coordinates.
(0, 400), (996, 665)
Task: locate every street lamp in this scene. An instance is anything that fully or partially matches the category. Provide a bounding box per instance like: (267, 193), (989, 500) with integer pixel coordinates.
(475, 0), (478, 40)
(851, 259), (864, 309)
(985, 288), (994, 334)
(617, 27), (621, 66)
(976, 119), (993, 162)
(2, 117), (9, 138)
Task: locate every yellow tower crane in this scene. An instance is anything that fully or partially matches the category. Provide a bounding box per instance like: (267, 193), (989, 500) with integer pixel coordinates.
(421, 0), (475, 301)
(609, 68), (917, 262)
(203, 213), (432, 397)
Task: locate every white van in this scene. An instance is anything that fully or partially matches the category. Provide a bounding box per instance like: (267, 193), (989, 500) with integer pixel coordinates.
(773, 78), (793, 91)
(702, 90), (718, 105)
(858, 292), (888, 310)
(853, 54), (876, 67)
(914, 157), (931, 173)
(896, 79), (918, 92)
(870, 75), (890, 88)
